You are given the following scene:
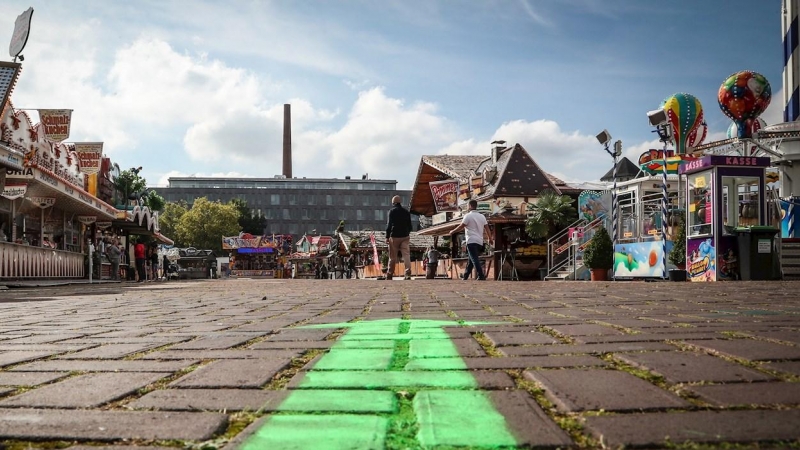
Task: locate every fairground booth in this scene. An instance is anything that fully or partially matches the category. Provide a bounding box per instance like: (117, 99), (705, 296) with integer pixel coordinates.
(223, 233), (292, 278)
(0, 103), (120, 279)
(410, 142), (577, 280)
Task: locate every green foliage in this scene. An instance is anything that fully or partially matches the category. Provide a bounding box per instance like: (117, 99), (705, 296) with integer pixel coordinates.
(583, 226), (614, 270)
(525, 189), (577, 239)
(113, 169), (147, 208)
(176, 197), (241, 252)
(229, 198), (267, 235)
(159, 201), (188, 247)
(669, 211), (687, 267)
(143, 190), (166, 212)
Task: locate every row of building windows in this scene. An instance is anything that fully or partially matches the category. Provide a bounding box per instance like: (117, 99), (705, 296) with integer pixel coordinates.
(251, 208), (385, 221)
(168, 179), (396, 191)
(171, 193), (394, 207)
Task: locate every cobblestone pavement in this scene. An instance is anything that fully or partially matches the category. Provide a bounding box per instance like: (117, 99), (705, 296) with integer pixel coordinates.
(0, 279), (798, 449)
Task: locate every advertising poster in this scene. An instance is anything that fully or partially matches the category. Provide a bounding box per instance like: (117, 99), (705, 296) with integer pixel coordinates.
(687, 237), (716, 282)
(779, 198), (800, 238)
(578, 191), (608, 222)
(74, 143), (103, 174)
(429, 179), (459, 212)
(37, 109), (72, 142)
(717, 236), (739, 280)
(614, 241), (674, 278)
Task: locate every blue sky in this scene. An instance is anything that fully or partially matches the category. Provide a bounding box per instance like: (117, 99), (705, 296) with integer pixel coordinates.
(0, 1), (783, 190)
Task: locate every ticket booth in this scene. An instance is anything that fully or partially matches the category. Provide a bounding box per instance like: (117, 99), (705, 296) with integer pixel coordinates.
(680, 155), (777, 281)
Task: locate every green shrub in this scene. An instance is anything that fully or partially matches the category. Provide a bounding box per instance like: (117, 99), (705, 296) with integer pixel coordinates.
(583, 226), (613, 270)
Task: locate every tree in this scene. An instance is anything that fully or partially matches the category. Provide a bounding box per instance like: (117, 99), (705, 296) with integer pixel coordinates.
(583, 226), (614, 270)
(229, 198), (266, 235)
(177, 197), (241, 252)
(669, 211), (687, 268)
(525, 189), (577, 240)
(113, 168), (147, 209)
(159, 201), (189, 247)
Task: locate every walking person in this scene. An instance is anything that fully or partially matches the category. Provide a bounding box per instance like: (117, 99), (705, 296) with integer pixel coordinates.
(386, 195), (412, 280)
(449, 199), (493, 280)
(106, 239), (122, 281)
(149, 243), (160, 281)
(134, 239), (147, 282)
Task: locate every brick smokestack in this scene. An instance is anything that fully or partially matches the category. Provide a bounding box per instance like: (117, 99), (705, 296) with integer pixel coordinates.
(283, 103), (292, 178)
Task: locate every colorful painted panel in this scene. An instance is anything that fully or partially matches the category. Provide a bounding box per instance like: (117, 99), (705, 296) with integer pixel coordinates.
(578, 191), (608, 222)
(613, 241), (674, 278)
(687, 237), (716, 282)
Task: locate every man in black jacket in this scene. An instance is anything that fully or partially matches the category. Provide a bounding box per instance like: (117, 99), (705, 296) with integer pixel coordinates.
(386, 195), (412, 280)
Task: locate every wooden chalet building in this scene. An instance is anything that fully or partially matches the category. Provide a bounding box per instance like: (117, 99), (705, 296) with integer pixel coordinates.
(409, 142), (580, 280)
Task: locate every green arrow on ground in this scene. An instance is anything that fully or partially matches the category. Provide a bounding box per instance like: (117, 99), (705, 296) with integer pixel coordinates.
(240, 319), (520, 449)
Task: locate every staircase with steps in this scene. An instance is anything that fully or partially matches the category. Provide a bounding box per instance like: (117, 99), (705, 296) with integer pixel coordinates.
(781, 239), (800, 280)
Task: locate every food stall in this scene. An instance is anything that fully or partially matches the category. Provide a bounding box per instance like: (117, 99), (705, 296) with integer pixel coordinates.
(222, 233), (292, 278)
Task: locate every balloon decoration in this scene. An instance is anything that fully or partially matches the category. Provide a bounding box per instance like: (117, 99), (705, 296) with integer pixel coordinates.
(718, 71), (771, 138)
(686, 120), (707, 150)
(727, 118), (767, 155)
(662, 93), (704, 154)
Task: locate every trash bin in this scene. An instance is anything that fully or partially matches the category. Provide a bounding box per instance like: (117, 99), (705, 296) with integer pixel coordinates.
(539, 267), (549, 280)
(736, 226), (779, 280)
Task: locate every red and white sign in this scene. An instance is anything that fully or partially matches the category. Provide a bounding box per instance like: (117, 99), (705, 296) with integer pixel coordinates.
(74, 142), (103, 174)
(1, 182), (26, 200)
(30, 196), (55, 208)
(429, 179), (459, 212)
(77, 215), (97, 225)
(38, 109), (72, 142)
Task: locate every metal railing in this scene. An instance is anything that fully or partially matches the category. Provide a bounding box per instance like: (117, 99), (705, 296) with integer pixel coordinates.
(0, 242), (84, 279)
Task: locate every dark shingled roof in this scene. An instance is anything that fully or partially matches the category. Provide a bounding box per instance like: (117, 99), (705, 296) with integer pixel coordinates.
(600, 157), (642, 182)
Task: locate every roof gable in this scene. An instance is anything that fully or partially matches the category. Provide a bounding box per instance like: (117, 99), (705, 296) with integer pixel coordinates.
(490, 144), (561, 197)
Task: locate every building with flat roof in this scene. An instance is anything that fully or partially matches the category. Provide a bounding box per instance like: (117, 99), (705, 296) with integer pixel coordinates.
(153, 176), (414, 238)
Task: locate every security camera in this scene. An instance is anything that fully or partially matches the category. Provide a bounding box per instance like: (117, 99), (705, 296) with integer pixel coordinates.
(595, 129), (612, 145)
(647, 109), (668, 127)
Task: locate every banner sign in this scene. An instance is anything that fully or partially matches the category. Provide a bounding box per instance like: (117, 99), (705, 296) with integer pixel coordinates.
(37, 109), (72, 142)
(96, 221), (112, 230)
(429, 179), (459, 212)
(370, 232), (380, 272)
(77, 215), (97, 225)
(30, 196), (55, 208)
(74, 142), (103, 174)
(9, 7), (34, 58)
(1, 182), (26, 200)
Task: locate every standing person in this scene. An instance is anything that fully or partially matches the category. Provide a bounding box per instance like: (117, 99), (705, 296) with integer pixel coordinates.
(106, 239), (122, 281)
(425, 245), (440, 279)
(449, 200), (493, 280)
(348, 255), (357, 279)
(134, 239), (147, 282)
(163, 253), (170, 279)
(386, 195), (412, 280)
(150, 243), (160, 281)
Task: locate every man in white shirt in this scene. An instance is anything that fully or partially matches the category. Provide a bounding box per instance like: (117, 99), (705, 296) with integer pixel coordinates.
(449, 199), (493, 280)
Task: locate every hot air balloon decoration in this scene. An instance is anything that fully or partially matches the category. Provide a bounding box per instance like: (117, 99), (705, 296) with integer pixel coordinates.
(662, 93), (704, 154)
(718, 71), (771, 138)
(727, 118), (766, 155)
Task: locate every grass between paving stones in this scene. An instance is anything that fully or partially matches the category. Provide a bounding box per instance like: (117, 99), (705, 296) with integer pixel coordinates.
(264, 348), (325, 390)
(124, 342), (191, 360)
(385, 391), (422, 450)
(536, 325), (576, 345)
(589, 320), (640, 335)
(103, 363), (205, 410)
(2, 441), (74, 450)
(510, 370), (600, 449)
(472, 332), (504, 357)
(661, 439), (800, 449)
(669, 340), (800, 383)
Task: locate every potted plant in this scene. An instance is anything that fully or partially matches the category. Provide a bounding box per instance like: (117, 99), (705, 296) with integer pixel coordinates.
(668, 211), (687, 281)
(582, 226), (613, 281)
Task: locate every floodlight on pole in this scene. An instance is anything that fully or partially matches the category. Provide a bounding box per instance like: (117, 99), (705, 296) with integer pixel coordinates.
(647, 110), (672, 280)
(598, 130), (618, 281)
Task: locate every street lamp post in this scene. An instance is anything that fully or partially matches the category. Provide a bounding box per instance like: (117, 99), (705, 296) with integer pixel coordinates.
(647, 110), (674, 280)
(596, 130), (621, 281)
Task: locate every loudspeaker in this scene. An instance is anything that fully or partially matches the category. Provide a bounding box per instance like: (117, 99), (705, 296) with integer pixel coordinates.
(595, 129), (612, 145)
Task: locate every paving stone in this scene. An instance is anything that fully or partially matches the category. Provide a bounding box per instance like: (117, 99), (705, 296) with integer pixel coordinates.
(748, 330), (800, 345)
(137, 349), (303, 360)
(684, 339), (800, 361)
(57, 343), (162, 359)
(69, 446), (175, 450)
(247, 340), (333, 350)
(499, 342), (676, 356)
(276, 389), (396, 412)
(524, 368), (689, 412)
(584, 410), (800, 447)
(466, 355), (606, 370)
(487, 390), (573, 447)
(234, 414), (387, 450)
(574, 332), (721, 344)
(762, 361), (800, 376)
(11, 359), (198, 373)
(0, 408), (226, 441)
(167, 335), (257, 350)
(484, 331), (558, 346)
(268, 329), (334, 341)
(0, 371), (69, 386)
(311, 348), (394, 370)
(0, 372), (166, 408)
(0, 344), (95, 352)
(128, 388), (288, 411)
(545, 324), (625, 336)
(0, 351), (59, 368)
(615, 351), (774, 383)
(688, 382), (800, 406)
(171, 358), (293, 388)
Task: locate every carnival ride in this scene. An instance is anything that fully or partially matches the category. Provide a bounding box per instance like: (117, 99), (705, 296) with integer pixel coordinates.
(545, 69), (800, 281)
